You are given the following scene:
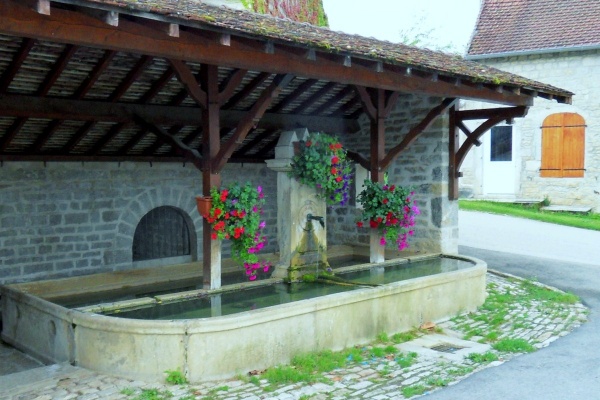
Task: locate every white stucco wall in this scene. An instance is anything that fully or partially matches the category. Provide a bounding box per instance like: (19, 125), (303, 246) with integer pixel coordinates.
(460, 48), (600, 211)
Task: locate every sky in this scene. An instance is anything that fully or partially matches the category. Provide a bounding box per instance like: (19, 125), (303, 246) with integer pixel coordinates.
(322, 0), (481, 53)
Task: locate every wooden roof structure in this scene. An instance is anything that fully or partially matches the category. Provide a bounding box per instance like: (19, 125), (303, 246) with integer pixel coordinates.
(0, 0), (574, 286)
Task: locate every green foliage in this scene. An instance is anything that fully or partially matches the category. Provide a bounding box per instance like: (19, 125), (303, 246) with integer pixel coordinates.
(467, 351), (498, 363)
(356, 176), (419, 250)
(290, 132), (353, 206)
(458, 200), (600, 231)
(121, 388), (135, 396)
(492, 338), (535, 353)
(132, 389), (174, 400)
(392, 330), (418, 344)
(370, 346), (386, 358)
(401, 384), (428, 398)
(376, 332), (390, 343)
(396, 352), (418, 368)
(164, 369), (188, 385)
(205, 182), (269, 279)
(520, 280), (579, 304)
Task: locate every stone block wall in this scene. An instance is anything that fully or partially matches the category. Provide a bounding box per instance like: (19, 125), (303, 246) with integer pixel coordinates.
(0, 162), (277, 284)
(0, 94), (458, 284)
(328, 94), (458, 255)
(460, 49), (600, 210)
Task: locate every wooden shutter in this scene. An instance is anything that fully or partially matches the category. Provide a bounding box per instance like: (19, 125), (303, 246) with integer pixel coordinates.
(541, 114), (563, 177)
(541, 113), (585, 178)
(562, 113), (585, 177)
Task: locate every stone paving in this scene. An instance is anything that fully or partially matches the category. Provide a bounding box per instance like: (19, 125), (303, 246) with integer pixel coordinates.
(0, 271), (589, 400)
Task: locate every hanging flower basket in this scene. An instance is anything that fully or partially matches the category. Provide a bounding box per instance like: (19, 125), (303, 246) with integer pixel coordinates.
(289, 132), (353, 206)
(202, 182), (270, 280)
(195, 196), (213, 217)
(356, 177), (420, 251)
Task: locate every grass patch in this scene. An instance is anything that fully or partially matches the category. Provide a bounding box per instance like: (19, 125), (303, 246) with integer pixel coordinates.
(391, 329), (418, 344)
(132, 389), (174, 400)
(459, 200), (600, 231)
(492, 338), (536, 353)
(520, 280), (579, 304)
(467, 351), (498, 363)
(402, 384), (428, 398)
(396, 351), (418, 368)
(164, 368), (188, 385)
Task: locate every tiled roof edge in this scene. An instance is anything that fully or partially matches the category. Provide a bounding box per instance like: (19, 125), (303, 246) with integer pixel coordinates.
(467, 44), (600, 60)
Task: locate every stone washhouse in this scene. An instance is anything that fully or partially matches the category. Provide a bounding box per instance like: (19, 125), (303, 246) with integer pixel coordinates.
(0, 0), (574, 381)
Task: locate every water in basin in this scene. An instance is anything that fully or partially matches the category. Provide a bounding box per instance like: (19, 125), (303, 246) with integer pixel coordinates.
(100, 256), (473, 320)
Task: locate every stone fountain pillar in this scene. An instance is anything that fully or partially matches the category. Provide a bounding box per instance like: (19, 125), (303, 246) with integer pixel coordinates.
(266, 128), (328, 281)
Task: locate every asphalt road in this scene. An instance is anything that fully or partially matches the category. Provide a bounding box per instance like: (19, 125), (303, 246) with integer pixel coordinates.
(428, 211), (600, 400)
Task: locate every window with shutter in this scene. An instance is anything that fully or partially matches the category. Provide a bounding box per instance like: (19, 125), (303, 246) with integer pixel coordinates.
(540, 113), (585, 178)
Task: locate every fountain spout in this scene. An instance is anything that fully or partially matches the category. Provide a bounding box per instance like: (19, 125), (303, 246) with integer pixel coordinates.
(306, 214), (325, 228)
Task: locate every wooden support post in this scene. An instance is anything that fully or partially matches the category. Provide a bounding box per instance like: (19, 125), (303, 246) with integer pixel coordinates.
(448, 105), (459, 200)
(201, 64), (222, 290)
(370, 89), (386, 263)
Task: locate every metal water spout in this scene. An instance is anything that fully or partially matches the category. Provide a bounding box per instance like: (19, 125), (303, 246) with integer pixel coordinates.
(306, 214), (325, 228)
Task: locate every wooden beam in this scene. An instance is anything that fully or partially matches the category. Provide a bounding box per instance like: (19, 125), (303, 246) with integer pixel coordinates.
(290, 82), (336, 114)
(73, 50), (116, 99)
(212, 74), (294, 172)
(218, 68), (248, 106)
(455, 106), (528, 121)
(169, 59), (207, 108)
(354, 86), (376, 120)
(380, 98), (458, 170)
(311, 86), (354, 115)
(61, 121), (96, 153)
(133, 115), (203, 170)
(234, 128), (278, 156)
(222, 72), (271, 109)
(200, 64), (221, 290)
(270, 78), (318, 113)
(0, 93), (358, 133)
(0, 1), (537, 106)
(346, 150), (370, 171)
(366, 89), (384, 182)
(448, 105), (459, 200)
(456, 120), (482, 146)
(139, 67), (175, 104)
(38, 44), (77, 96)
(0, 38), (35, 93)
(109, 55), (153, 102)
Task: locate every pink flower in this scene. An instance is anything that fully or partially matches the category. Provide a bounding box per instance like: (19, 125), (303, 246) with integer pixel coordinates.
(379, 237), (387, 246)
(263, 264), (270, 273)
(249, 275), (257, 281)
(259, 221), (266, 229)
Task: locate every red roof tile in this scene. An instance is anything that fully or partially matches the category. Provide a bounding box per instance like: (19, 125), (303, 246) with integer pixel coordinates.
(468, 0), (600, 56)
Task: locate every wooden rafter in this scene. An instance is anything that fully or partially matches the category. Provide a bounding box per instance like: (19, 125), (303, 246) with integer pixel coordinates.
(73, 50), (116, 99)
(234, 128), (278, 156)
(312, 86), (354, 115)
(169, 59), (207, 108)
(142, 125), (184, 156)
(218, 68), (248, 106)
(380, 97), (457, 170)
(448, 105), (529, 200)
(270, 79), (318, 113)
(0, 38), (34, 93)
(212, 74), (294, 172)
(38, 44), (77, 96)
(222, 72), (271, 109)
(109, 55), (153, 102)
(133, 115), (203, 170)
(139, 67), (174, 104)
(291, 82), (336, 114)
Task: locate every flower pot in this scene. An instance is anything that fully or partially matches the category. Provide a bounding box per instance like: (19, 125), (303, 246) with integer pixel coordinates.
(195, 196), (212, 217)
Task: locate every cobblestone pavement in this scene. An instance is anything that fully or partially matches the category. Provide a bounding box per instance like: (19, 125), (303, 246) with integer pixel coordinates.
(0, 271), (588, 400)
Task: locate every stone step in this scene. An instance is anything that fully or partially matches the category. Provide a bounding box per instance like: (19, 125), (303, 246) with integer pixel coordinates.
(541, 205), (592, 213)
(0, 363), (83, 397)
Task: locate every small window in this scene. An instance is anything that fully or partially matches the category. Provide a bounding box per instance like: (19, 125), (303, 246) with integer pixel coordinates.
(541, 113), (585, 178)
(133, 206), (192, 262)
(490, 126), (512, 162)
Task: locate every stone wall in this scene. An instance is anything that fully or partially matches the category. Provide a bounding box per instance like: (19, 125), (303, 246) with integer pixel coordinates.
(0, 162), (278, 284)
(460, 49), (600, 210)
(329, 94), (458, 255)
(0, 93), (457, 284)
